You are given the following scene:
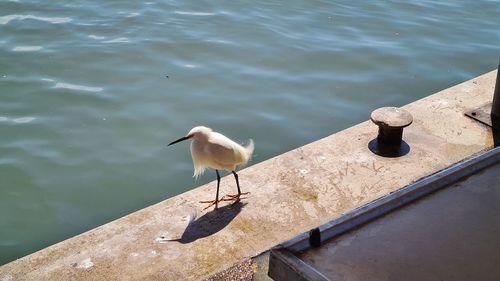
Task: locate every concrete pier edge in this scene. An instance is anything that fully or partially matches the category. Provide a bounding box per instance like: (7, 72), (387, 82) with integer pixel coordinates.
(0, 70), (497, 280)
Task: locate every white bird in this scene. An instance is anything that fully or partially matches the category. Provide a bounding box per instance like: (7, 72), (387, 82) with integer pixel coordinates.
(168, 126), (254, 209)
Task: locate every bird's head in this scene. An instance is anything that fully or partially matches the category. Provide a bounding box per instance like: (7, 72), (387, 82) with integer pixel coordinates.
(168, 126), (212, 146)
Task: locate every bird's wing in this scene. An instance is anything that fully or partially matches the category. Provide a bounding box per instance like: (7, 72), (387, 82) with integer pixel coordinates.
(206, 133), (245, 167)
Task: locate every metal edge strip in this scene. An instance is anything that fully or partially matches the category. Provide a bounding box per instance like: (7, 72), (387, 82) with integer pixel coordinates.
(268, 249), (331, 281)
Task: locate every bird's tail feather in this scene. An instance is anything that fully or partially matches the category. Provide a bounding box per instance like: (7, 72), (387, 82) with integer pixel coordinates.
(193, 166), (206, 179)
(243, 139), (254, 164)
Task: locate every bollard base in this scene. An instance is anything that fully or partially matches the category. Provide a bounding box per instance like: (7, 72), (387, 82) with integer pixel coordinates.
(368, 139), (410, 158)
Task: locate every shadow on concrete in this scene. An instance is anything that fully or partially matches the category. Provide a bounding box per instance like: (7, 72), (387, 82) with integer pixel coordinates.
(173, 201), (246, 244)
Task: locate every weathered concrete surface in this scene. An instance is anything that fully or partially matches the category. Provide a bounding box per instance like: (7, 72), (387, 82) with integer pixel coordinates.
(0, 71), (496, 281)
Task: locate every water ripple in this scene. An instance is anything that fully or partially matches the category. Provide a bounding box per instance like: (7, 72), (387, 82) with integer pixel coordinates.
(174, 11), (217, 16)
(0, 116), (36, 124)
(0, 14), (72, 25)
(101, 37), (130, 43)
(118, 12), (140, 18)
(13, 117), (36, 124)
(88, 35), (105, 40)
(12, 46), (43, 52)
(54, 82), (103, 93)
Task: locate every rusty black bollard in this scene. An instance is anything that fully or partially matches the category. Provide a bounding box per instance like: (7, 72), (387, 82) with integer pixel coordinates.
(369, 107), (413, 157)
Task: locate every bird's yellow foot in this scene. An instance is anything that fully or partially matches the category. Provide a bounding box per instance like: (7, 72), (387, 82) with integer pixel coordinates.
(222, 192), (250, 202)
(200, 199), (223, 210)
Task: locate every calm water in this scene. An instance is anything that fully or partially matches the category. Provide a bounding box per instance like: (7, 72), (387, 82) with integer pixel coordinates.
(0, 0), (499, 264)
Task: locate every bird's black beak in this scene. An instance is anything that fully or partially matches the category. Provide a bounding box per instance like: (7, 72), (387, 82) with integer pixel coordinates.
(168, 135), (191, 146)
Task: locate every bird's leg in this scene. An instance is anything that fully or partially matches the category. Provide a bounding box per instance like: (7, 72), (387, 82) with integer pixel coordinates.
(223, 171), (249, 202)
(200, 170), (222, 210)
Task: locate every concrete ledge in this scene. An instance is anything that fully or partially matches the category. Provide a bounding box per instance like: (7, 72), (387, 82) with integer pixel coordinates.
(0, 71), (496, 280)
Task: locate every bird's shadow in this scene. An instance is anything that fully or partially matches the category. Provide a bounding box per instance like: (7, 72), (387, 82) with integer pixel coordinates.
(172, 201), (246, 244)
